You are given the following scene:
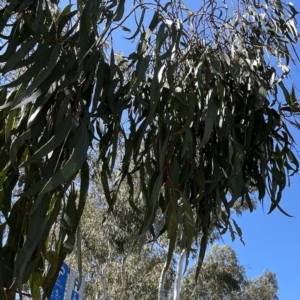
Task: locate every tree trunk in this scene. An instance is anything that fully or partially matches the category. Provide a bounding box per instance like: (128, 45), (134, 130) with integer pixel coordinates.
(100, 263), (109, 300)
(158, 261), (168, 300)
(173, 249), (187, 300)
(120, 256), (127, 299)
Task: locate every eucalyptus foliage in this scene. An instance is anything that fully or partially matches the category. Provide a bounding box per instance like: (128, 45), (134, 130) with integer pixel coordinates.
(66, 150), (175, 300)
(0, 0), (299, 298)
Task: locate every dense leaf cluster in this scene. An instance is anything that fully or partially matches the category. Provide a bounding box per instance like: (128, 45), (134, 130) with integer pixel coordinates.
(0, 0), (299, 298)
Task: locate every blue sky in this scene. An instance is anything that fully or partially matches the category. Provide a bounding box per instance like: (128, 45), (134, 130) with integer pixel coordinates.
(222, 179), (300, 299)
(58, 0), (300, 298)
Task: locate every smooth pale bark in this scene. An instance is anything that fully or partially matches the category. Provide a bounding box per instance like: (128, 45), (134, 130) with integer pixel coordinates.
(101, 242), (111, 300)
(100, 263), (109, 300)
(120, 256), (127, 299)
(158, 261), (168, 300)
(173, 249), (187, 300)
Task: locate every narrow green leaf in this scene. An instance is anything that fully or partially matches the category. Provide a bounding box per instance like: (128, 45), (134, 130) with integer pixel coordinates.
(5, 103), (18, 144)
(79, 0), (97, 60)
(173, 92), (196, 135)
(12, 194), (51, 292)
(14, 26), (52, 69)
(166, 200), (178, 240)
(0, 169), (18, 215)
(3, 36), (39, 73)
(132, 55), (150, 91)
(0, 87), (7, 106)
(232, 219), (244, 245)
(55, 4), (72, 25)
(32, 0), (43, 31)
(245, 112), (255, 150)
(22, 115), (73, 167)
(54, 93), (73, 131)
(0, 223), (5, 296)
(57, 10), (78, 38)
(199, 93), (218, 148)
(0, 46), (57, 110)
(140, 173), (163, 235)
(125, 9), (146, 40)
(63, 186), (78, 230)
(77, 160), (89, 223)
(255, 82), (268, 109)
(40, 124), (89, 195)
(101, 169), (113, 209)
(195, 232), (208, 281)
(2, 44), (52, 90)
(113, 0), (125, 22)
(228, 221), (235, 242)
(279, 81), (290, 105)
(10, 129), (32, 171)
(166, 233), (176, 270)
(290, 86), (297, 105)
(127, 173), (143, 214)
(77, 226), (82, 290)
(91, 57), (108, 114)
(181, 193), (194, 258)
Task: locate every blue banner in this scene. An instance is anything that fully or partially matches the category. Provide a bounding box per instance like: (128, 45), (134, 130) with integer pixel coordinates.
(49, 262), (69, 300)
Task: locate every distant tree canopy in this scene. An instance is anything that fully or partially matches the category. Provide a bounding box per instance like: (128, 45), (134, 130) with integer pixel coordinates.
(181, 245), (279, 300)
(0, 0), (299, 298)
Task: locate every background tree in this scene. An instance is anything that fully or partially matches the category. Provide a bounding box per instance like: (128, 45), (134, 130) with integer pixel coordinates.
(0, 0), (299, 298)
(241, 271), (279, 300)
(180, 245), (279, 300)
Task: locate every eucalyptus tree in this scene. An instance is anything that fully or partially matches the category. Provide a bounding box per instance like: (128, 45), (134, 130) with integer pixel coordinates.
(241, 270), (279, 300)
(0, 0), (299, 299)
(180, 245), (279, 300)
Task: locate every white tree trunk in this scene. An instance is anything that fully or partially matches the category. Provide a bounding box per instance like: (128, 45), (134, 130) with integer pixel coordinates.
(120, 255), (127, 299)
(158, 261), (168, 300)
(100, 263), (109, 300)
(173, 249), (187, 300)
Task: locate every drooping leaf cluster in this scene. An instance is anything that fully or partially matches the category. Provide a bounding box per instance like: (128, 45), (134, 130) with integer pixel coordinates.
(0, 0), (299, 298)
(66, 151), (176, 299)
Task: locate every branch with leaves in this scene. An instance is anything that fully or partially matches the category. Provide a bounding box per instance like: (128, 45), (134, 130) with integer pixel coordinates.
(0, 0), (299, 298)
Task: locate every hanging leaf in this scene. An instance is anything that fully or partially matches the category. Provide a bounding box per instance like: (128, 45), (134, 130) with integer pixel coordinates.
(40, 124), (90, 195)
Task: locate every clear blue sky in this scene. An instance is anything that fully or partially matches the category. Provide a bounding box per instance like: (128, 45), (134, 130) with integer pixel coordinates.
(60, 0), (300, 298)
